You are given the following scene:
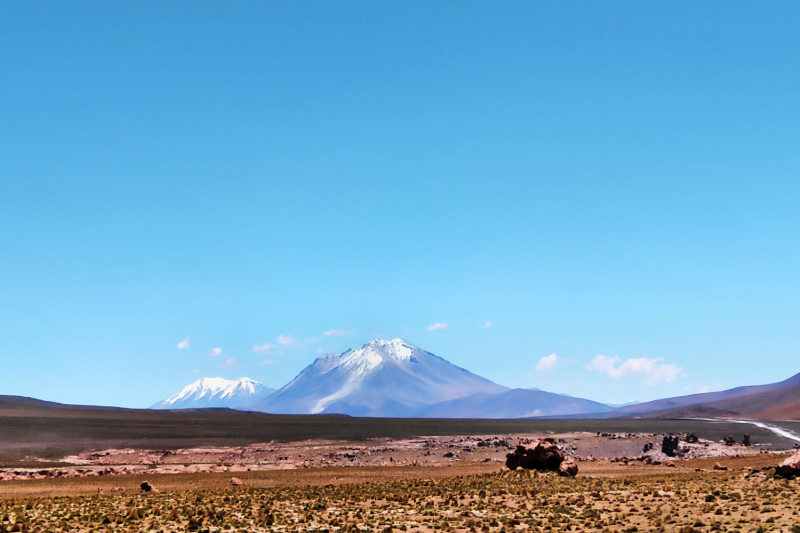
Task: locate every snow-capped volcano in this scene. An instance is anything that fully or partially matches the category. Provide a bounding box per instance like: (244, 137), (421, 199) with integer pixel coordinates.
(247, 339), (508, 417)
(151, 377), (274, 410)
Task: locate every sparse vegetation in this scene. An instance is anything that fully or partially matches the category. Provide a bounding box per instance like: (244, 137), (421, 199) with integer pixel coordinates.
(1, 466), (798, 533)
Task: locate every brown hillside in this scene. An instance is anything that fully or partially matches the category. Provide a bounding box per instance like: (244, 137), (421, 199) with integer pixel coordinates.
(750, 398), (800, 421)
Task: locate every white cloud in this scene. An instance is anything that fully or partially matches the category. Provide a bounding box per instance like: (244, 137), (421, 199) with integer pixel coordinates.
(479, 321), (493, 329)
(584, 355), (683, 385)
(177, 338), (190, 350)
(322, 329), (346, 337)
(535, 353), (559, 373)
(261, 359), (279, 366)
(190, 368), (200, 373)
(277, 334), (296, 345)
(220, 358), (237, 369)
(252, 343), (274, 353)
(427, 322), (448, 331)
(209, 347), (222, 357)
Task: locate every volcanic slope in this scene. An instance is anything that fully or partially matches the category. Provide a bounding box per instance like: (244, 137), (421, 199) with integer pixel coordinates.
(418, 389), (613, 419)
(151, 377), (274, 409)
(612, 371), (800, 420)
(248, 339), (508, 417)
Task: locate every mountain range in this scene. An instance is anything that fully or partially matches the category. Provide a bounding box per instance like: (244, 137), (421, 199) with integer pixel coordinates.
(152, 338), (800, 420)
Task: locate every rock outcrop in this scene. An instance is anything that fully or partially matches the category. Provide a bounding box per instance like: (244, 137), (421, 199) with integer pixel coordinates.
(505, 438), (578, 477)
(662, 435), (680, 457)
(742, 434), (751, 447)
(774, 452), (800, 479)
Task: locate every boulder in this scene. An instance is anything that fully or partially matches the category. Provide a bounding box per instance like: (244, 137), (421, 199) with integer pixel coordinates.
(686, 433), (699, 444)
(724, 435), (736, 446)
(742, 434), (751, 447)
(140, 481), (154, 492)
(505, 438), (578, 477)
(713, 462), (727, 471)
(774, 452), (800, 479)
(643, 443), (654, 453)
(230, 477), (244, 486)
(662, 435), (680, 457)
(558, 456), (579, 477)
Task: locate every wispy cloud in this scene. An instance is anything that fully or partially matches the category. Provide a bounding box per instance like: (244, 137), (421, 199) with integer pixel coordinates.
(479, 321), (493, 329)
(535, 353), (559, 373)
(277, 334), (296, 345)
(261, 359), (280, 366)
(252, 343), (274, 353)
(190, 368), (200, 373)
(177, 338), (190, 350)
(219, 358), (237, 369)
(427, 322), (448, 331)
(584, 355), (682, 385)
(209, 347), (222, 357)
(322, 329), (346, 337)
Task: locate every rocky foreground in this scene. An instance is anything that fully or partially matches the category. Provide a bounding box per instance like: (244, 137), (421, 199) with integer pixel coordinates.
(2, 432), (794, 483)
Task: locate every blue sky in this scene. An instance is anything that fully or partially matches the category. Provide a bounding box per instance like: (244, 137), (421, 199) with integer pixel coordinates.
(1, 2), (798, 408)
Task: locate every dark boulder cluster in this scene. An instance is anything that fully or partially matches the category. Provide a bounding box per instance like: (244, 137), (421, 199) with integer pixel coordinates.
(686, 433), (699, 444)
(724, 435), (737, 446)
(505, 438), (578, 477)
(662, 435), (680, 457)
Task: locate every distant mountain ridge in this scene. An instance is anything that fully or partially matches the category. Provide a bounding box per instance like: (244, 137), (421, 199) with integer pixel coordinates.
(151, 377), (274, 409)
(151, 340), (800, 421)
(417, 389), (613, 419)
(610, 372), (800, 419)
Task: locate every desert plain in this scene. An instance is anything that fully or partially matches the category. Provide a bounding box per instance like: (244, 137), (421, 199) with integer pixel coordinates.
(2, 399), (800, 533)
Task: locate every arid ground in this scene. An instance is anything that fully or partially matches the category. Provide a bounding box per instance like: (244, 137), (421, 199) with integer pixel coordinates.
(1, 454), (799, 533)
(2, 399), (800, 532)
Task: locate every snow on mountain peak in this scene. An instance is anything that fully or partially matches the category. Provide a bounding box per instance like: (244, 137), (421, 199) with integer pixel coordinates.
(314, 339), (420, 378)
(363, 338), (415, 360)
(151, 377), (274, 410)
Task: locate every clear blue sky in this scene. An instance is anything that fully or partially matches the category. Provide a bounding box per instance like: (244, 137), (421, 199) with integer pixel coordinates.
(1, 2), (798, 408)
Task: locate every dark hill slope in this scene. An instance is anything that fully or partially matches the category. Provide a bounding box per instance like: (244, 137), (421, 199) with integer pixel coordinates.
(611, 372), (800, 417)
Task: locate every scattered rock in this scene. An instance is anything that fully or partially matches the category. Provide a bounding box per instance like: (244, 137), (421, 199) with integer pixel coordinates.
(443, 452), (455, 458)
(713, 462), (728, 471)
(662, 435), (680, 457)
(774, 452), (800, 479)
(505, 438), (578, 477)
